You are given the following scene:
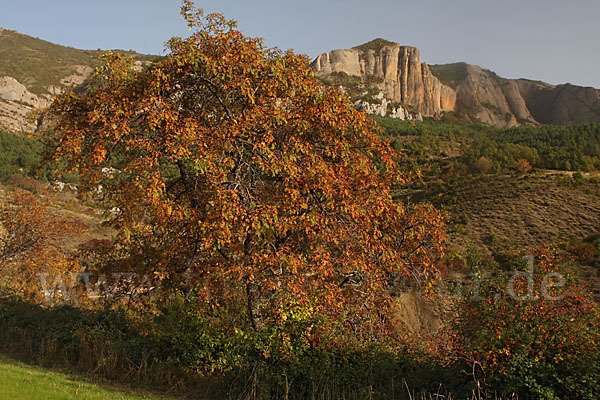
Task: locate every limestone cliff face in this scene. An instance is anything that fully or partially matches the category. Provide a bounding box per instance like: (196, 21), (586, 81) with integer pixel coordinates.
(0, 76), (51, 133)
(312, 40), (600, 127)
(450, 64), (537, 127)
(311, 43), (456, 117)
(0, 27), (153, 135)
(516, 80), (600, 125)
(0, 68), (92, 133)
(444, 65), (600, 127)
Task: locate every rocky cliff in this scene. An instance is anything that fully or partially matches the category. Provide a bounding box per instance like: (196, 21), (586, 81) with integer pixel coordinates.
(3, 30), (599, 132)
(312, 39), (600, 127)
(0, 69), (92, 133)
(311, 40), (456, 119)
(516, 80), (600, 125)
(0, 27), (155, 134)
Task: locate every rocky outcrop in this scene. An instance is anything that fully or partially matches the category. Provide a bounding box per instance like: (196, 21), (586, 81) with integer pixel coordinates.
(0, 27), (153, 135)
(516, 80), (600, 125)
(0, 97), (40, 133)
(353, 93), (422, 120)
(0, 76), (53, 109)
(0, 77), (50, 132)
(311, 43), (456, 118)
(0, 65), (93, 133)
(312, 40), (600, 127)
(450, 64), (537, 126)
(60, 65), (93, 87)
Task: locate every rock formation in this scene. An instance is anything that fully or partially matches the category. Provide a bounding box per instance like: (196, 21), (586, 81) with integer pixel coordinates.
(2, 29), (599, 132)
(353, 92), (422, 120)
(0, 67), (91, 133)
(0, 27), (152, 135)
(312, 40), (600, 127)
(516, 80), (600, 125)
(311, 42), (456, 118)
(0, 76), (50, 133)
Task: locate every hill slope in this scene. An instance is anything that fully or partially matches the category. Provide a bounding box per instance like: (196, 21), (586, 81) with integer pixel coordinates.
(0, 28), (156, 134)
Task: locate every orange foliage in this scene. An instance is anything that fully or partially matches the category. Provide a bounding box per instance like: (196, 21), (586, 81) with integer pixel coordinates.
(515, 158), (532, 173)
(45, 3), (446, 336)
(0, 189), (82, 301)
(454, 246), (600, 396)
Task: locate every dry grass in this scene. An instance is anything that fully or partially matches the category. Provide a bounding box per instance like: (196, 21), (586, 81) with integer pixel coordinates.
(0, 181), (114, 249)
(440, 173), (600, 255)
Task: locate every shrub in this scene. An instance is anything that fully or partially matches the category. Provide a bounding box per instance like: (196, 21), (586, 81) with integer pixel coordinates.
(4, 174), (46, 194)
(0, 295), (472, 399)
(0, 189), (83, 301)
(573, 171), (585, 185)
(515, 158), (532, 173)
(476, 157), (492, 174)
(573, 242), (597, 263)
(456, 246), (600, 398)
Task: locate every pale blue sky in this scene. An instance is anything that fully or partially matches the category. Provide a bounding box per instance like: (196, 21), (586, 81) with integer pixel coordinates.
(1, 0), (599, 88)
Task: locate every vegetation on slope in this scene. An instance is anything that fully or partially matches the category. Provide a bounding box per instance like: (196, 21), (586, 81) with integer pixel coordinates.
(428, 62), (468, 88)
(371, 116), (600, 265)
(373, 116), (600, 173)
(353, 38), (396, 52)
(0, 129), (42, 177)
(0, 28), (157, 94)
(0, 129), (78, 183)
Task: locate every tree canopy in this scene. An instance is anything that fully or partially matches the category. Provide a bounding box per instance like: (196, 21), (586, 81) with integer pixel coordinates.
(45, 2), (445, 335)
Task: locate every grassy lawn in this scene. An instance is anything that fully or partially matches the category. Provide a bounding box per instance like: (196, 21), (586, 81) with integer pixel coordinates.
(0, 355), (166, 400)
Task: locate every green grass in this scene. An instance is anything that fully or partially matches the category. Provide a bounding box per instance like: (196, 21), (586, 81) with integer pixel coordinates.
(0, 355), (165, 400)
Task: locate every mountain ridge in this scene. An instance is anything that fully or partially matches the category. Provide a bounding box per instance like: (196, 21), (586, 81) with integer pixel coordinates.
(2, 31), (600, 133)
(311, 39), (600, 127)
(0, 27), (156, 134)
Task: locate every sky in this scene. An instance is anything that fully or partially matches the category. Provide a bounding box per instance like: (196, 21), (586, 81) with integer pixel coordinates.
(1, 0), (599, 88)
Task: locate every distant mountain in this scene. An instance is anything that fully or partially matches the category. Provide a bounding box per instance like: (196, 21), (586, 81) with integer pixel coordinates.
(0, 27), (156, 134)
(311, 39), (600, 127)
(3, 30), (599, 133)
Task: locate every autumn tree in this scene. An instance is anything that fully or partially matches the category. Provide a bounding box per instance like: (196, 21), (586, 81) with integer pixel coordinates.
(45, 2), (445, 336)
(0, 189), (81, 301)
(515, 158), (532, 173)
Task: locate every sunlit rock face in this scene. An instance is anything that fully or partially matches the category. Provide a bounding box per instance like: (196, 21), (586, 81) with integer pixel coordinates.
(312, 39), (600, 127)
(311, 43), (456, 118)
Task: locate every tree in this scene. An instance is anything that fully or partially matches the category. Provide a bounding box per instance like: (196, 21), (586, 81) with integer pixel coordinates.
(475, 156), (492, 174)
(0, 189), (81, 301)
(515, 158), (532, 173)
(45, 2), (446, 336)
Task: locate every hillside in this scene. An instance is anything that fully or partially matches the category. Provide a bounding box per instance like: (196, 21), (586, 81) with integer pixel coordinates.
(0, 27), (156, 134)
(4, 29), (600, 132)
(311, 39), (600, 127)
(1, 12), (600, 396)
